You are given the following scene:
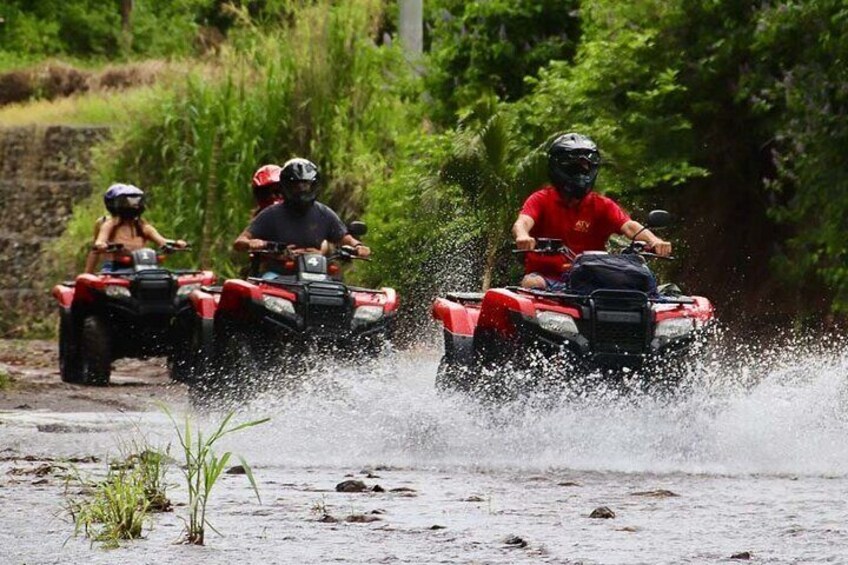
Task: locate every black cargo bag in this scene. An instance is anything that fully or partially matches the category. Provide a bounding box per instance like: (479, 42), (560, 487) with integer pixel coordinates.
(568, 253), (658, 295)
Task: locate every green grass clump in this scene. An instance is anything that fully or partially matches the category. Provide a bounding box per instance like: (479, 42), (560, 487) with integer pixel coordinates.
(163, 407), (269, 545)
(66, 444), (171, 548)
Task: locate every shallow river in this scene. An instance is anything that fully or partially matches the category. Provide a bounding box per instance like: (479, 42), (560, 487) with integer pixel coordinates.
(2, 339), (847, 564)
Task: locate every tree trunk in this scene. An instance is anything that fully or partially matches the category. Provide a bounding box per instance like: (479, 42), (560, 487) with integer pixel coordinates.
(120, 0), (133, 53)
(199, 134), (220, 269)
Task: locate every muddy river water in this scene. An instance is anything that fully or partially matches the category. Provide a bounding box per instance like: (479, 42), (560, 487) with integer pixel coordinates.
(1, 340), (847, 564)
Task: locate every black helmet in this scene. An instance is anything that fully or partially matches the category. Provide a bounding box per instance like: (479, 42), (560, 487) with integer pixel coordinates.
(280, 157), (319, 211)
(104, 183), (145, 219)
(548, 133), (601, 199)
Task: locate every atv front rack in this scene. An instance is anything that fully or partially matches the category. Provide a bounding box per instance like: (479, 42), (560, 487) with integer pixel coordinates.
(505, 286), (696, 305)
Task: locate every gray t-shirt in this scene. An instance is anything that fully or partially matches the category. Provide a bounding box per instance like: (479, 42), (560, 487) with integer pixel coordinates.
(248, 202), (347, 248)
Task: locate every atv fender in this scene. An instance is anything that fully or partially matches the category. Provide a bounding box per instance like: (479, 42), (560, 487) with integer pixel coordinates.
(476, 289), (536, 338)
(189, 289), (219, 320)
(216, 279), (265, 321)
(52, 285), (75, 309)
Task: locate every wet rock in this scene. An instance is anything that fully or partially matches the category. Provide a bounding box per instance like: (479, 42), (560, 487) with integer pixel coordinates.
(14, 404), (31, 409)
(463, 495), (485, 502)
(430, 524), (446, 530)
(557, 481), (581, 487)
(65, 456), (98, 464)
(630, 489), (679, 498)
(617, 526), (639, 533)
(36, 423), (95, 433)
(336, 480), (368, 493)
(226, 465), (247, 475)
(318, 514), (338, 523)
(371, 484), (386, 493)
(31, 478), (49, 486)
(589, 506), (616, 519)
(503, 535), (528, 548)
(731, 551), (752, 560)
(369, 509), (386, 515)
(345, 514), (381, 523)
(390, 487), (417, 493)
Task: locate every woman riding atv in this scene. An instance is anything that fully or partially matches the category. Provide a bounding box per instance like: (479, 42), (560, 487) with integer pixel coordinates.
(84, 184), (187, 273)
(513, 133), (672, 291)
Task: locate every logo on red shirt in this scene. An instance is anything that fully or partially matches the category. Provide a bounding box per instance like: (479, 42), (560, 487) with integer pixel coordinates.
(574, 220), (591, 233)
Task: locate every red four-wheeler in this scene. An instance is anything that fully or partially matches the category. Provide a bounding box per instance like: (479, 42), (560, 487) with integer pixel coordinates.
(53, 243), (215, 385)
(179, 222), (398, 395)
(432, 211), (715, 397)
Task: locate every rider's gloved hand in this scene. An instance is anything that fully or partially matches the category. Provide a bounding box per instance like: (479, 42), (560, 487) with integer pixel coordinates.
(515, 235), (536, 251)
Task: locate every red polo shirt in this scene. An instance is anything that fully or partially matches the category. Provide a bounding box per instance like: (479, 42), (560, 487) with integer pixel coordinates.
(520, 187), (630, 277)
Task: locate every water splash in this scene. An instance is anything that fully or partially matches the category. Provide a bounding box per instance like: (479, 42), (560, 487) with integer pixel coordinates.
(225, 334), (848, 478)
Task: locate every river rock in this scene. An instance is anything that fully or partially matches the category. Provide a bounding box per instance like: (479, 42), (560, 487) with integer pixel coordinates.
(731, 551), (752, 560)
(503, 535), (528, 548)
(589, 506), (616, 519)
(345, 514), (381, 523)
(226, 465), (247, 475)
(630, 489), (679, 498)
(336, 479), (368, 492)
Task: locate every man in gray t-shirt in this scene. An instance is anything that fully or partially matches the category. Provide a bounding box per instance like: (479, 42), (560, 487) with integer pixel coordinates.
(233, 158), (370, 272)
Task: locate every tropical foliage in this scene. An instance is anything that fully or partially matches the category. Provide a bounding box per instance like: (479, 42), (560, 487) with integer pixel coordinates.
(37, 0), (848, 322)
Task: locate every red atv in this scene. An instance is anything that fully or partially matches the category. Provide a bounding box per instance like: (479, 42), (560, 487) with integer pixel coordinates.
(53, 243), (215, 385)
(432, 211), (715, 397)
(179, 222), (398, 397)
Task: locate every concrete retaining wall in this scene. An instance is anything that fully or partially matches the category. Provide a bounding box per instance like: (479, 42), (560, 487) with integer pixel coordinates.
(0, 125), (109, 336)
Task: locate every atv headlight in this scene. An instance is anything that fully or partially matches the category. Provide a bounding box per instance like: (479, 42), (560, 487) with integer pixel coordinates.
(177, 283), (201, 297)
(105, 285), (131, 298)
(655, 318), (695, 339)
(263, 295), (295, 316)
(353, 305), (384, 323)
(536, 311), (579, 337)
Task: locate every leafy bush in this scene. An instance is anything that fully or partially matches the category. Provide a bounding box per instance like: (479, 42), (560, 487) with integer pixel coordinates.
(53, 0), (415, 278)
(425, 0), (581, 124)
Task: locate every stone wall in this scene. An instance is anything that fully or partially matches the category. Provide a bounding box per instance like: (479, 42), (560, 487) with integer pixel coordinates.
(0, 126), (109, 336)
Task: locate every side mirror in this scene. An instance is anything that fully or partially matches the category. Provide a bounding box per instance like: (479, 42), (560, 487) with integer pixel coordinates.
(348, 221), (368, 237)
(646, 210), (672, 229)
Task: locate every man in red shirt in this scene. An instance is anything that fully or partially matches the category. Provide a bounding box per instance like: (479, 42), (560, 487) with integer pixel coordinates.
(513, 132), (672, 290)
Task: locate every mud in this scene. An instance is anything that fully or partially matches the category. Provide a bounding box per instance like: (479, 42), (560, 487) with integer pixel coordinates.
(0, 340), (183, 412)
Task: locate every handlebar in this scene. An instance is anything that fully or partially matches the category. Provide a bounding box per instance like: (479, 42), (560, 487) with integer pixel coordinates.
(251, 242), (370, 261)
(512, 237), (674, 260)
(91, 241), (191, 254)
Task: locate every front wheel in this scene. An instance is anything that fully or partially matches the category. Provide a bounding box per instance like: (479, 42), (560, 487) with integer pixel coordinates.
(58, 311), (83, 384)
(435, 356), (473, 394)
(79, 315), (111, 386)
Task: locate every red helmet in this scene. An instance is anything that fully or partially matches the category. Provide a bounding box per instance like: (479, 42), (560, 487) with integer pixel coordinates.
(252, 164), (282, 188)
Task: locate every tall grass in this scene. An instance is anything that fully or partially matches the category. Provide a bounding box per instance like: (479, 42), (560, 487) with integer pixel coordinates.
(163, 407), (269, 545)
(50, 0), (414, 278)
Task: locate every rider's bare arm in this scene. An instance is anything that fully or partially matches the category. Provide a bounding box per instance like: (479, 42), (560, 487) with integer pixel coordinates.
(512, 214), (536, 251)
(621, 220), (672, 257)
(142, 223), (187, 248)
(340, 234), (371, 258)
(93, 217), (118, 250)
(233, 229), (268, 252)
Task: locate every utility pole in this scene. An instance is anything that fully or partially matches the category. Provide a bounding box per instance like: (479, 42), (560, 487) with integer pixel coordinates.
(398, 0), (423, 59)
